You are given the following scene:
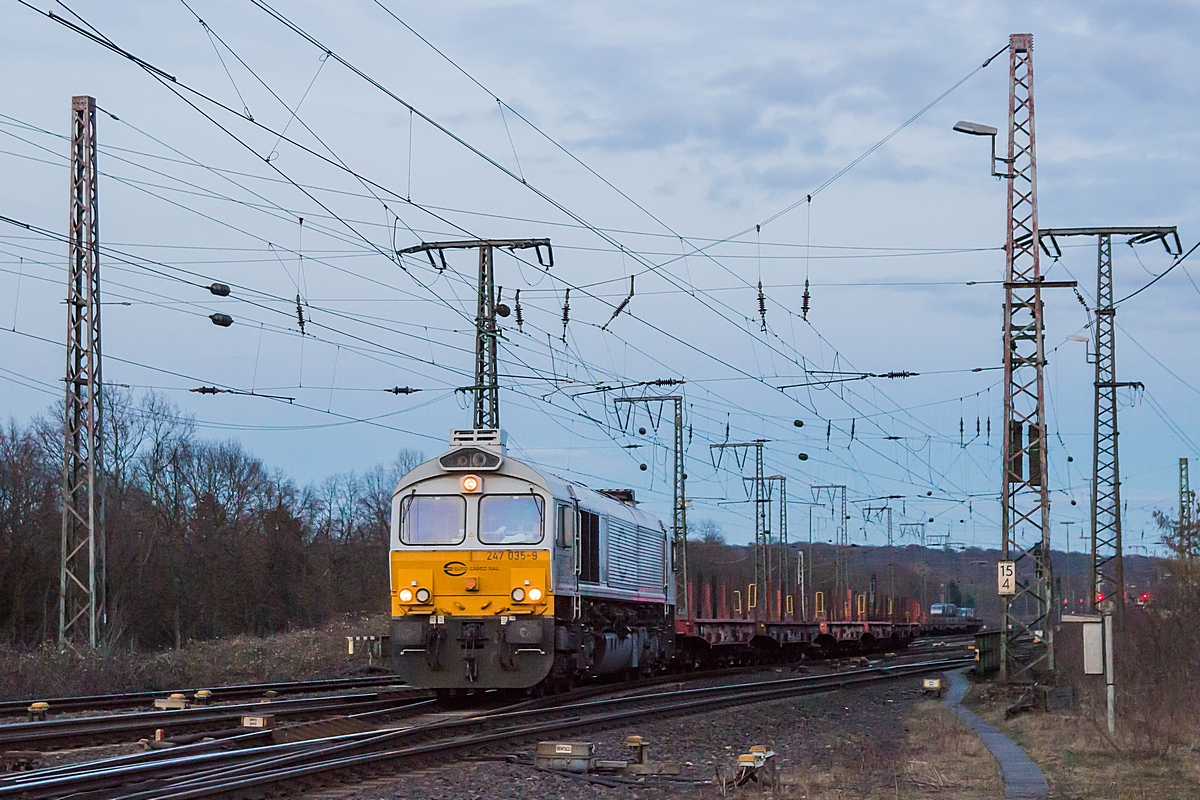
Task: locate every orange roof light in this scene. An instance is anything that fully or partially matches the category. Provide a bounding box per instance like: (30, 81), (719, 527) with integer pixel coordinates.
(461, 474), (482, 493)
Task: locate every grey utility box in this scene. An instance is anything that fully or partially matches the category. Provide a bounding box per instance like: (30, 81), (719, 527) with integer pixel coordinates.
(535, 741), (595, 774)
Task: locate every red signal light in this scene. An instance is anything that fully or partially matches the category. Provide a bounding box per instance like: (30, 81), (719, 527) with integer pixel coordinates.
(1140, 593), (1150, 602)
(1096, 593), (1105, 604)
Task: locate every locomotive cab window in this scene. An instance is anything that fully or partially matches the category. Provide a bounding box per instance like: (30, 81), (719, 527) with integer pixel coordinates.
(479, 494), (544, 545)
(556, 502), (576, 547)
(399, 495), (466, 545)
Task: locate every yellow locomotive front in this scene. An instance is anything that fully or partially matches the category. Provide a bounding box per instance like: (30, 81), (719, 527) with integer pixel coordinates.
(388, 430), (557, 690)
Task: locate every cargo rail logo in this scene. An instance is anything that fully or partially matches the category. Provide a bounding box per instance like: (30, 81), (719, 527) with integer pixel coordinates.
(443, 561), (468, 577)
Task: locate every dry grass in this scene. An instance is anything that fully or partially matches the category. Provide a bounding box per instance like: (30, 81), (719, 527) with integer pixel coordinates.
(0, 613), (389, 702)
(976, 696), (1200, 800)
(898, 700), (1004, 799)
(775, 699), (1003, 799)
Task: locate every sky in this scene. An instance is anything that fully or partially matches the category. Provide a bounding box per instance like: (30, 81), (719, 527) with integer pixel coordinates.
(2, 1), (1198, 555)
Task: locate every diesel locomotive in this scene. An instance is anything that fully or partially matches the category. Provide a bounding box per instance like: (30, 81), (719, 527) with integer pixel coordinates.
(388, 429), (676, 693)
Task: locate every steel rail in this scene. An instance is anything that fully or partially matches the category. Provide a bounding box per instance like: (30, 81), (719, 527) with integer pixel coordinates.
(0, 690), (426, 749)
(1, 656), (970, 800)
(0, 674), (408, 717)
(134, 657), (974, 800)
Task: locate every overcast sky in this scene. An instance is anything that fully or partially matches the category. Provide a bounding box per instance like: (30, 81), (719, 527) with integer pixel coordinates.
(2, 1), (1198, 556)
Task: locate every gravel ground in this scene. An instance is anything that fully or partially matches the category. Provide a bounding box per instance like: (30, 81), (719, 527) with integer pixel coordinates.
(315, 680), (930, 799)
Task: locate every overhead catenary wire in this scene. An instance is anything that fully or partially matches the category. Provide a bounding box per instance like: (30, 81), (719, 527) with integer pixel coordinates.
(7, 4), (1041, 532)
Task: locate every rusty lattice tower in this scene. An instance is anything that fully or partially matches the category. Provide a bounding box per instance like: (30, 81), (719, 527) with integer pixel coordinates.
(60, 95), (105, 646)
(1000, 34), (1053, 681)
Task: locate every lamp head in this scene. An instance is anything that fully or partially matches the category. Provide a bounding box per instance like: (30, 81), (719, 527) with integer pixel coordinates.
(953, 121), (998, 137)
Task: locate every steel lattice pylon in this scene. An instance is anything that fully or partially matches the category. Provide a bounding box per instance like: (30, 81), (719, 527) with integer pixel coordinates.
(764, 476), (792, 619)
(1182, 458), (1195, 566)
(396, 238), (552, 429)
(616, 394), (687, 619)
(711, 441), (768, 618)
(1000, 34), (1053, 681)
(474, 244), (500, 429)
(813, 485), (847, 620)
(60, 95), (105, 647)
(1037, 226), (1177, 612)
(1091, 234), (1124, 608)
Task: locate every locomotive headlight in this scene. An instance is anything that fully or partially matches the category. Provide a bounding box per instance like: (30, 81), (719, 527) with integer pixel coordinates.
(527, 587), (543, 602)
(415, 587), (432, 604)
(398, 588), (414, 603)
(460, 474), (482, 493)
(511, 587), (526, 603)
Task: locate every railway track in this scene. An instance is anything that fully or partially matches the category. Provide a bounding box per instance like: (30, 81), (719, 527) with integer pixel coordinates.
(0, 654), (972, 799)
(0, 689), (431, 750)
(0, 674), (408, 718)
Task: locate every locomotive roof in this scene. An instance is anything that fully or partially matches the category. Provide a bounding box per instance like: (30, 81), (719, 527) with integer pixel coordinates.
(393, 447), (665, 533)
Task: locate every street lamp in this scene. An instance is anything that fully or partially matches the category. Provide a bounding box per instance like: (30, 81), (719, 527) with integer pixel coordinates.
(952, 120), (1012, 178)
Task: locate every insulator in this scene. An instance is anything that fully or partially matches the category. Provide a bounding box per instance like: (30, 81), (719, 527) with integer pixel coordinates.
(561, 288), (570, 343)
(757, 280), (767, 332)
(295, 294), (306, 335)
(976, 417), (981, 437)
(210, 313), (233, 327)
(514, 289), (524, 333)
(826, 420), (831, 444)
(209, 282), (231, 297)
(388, 386), (420, 395)
(959, 417), (964, 446)
(850, 418), (855, 442)
(801, 278), (810, 320)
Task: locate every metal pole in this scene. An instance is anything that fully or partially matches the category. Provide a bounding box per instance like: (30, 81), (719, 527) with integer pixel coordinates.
(619, 395), (687, 619)
(839, 487), (847, 620)
(474, 244), (498, 429)
(1182, 458), (1193, 571)
(1090, 233), (1125, 611)
(1104, 608), (1115, 734)
(886, 507), (895, 621)
(812, 487), (846, 619)
(755, 444), (766, 620)
(1000, 33), (1053, 681)
(1036, 226), (1175, 611)
(396, 238), (552, 432)
(711, 441), (769, 619)
(780, 476), (788, 618)
(61, 95), (104, 647)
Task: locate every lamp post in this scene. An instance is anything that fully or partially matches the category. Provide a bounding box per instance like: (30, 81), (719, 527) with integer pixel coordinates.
(952, 121), (1011, 178)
